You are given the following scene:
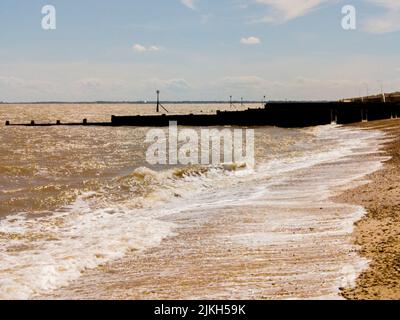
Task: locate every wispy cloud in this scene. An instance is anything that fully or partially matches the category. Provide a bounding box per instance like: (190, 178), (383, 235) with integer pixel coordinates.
(0, 75), (57, 96)
(75, 78), (128, 90)
(367, 0), (400, 9)
(145, 78), (191, 91)
(363, 0), (400, 33)
(218, 76), (280, 89)
(255, 0), (328, 23)
(254, 0), (400, 33)
(181, 0), (197, 10)
(363, 12), (400, 34)
(0, 76), (25, 87)
(233, 0), (249, 10)
(132, 44), (162, 53)
(148, 45), (161, 52)
(240, 36), (261, 45)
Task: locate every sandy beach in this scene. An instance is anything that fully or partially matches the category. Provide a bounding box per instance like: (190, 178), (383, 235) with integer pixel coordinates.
(340, 119), (400, 300)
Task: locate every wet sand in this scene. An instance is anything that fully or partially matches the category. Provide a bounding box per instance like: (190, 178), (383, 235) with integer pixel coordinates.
(340, 119), (400, 300)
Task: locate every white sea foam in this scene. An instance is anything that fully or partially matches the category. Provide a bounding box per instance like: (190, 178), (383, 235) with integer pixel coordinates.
(0, 163), (254, 299)
(0, 194), (175, 299)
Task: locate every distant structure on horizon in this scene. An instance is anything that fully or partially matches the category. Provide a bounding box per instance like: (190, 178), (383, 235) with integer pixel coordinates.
(341, 91), (400, 104)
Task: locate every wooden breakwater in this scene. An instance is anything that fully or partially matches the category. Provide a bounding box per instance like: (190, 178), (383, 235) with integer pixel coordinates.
(5, 102), (400, 128)
(110, 102), (400, 127)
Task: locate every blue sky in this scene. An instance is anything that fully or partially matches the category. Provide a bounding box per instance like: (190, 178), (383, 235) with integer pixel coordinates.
(0, 0), (400, 101)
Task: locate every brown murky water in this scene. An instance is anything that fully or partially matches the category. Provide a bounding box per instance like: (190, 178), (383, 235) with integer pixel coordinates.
(0, 103), (389, 299)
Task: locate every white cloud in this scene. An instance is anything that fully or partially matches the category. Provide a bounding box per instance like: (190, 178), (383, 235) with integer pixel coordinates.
(133, 44), (147, 52)
(148, 45), (161, 52)
(181, 0), (197, 10)
(240, 36), (261, 45)
(254, 0), (400, 33)
(255, 0), (328, 23)
(133, 44), (162, 53)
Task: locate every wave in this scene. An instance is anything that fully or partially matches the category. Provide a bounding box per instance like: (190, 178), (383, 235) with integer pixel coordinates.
(0, 162), (252, 299)
(0, 193), (175, 299)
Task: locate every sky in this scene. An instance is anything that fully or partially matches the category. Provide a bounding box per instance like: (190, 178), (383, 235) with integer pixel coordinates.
(0, 0), (400, 102)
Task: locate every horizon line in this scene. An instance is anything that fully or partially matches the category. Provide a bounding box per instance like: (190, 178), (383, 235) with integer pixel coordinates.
(0, 100), (336, 104)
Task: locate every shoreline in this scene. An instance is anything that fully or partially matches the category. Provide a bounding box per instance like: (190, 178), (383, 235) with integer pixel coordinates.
(2, 119), (396, 300)
(339, 119), (400, 300)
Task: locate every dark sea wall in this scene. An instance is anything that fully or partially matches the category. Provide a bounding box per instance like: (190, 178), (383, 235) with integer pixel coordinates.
(111, 102), (400, 128)
(7, 102), (400, 128)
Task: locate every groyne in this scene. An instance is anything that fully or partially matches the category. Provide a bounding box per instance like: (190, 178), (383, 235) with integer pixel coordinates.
(5, 102), (400, 128)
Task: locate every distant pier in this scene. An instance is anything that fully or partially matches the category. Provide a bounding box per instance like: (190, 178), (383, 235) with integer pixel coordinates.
(5, 119), (112, 127)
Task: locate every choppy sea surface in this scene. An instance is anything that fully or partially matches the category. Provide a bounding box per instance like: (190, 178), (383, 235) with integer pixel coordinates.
(0, 103), (389, 299)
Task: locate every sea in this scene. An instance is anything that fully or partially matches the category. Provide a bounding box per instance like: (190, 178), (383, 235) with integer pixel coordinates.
(0, 103), (389, 299)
